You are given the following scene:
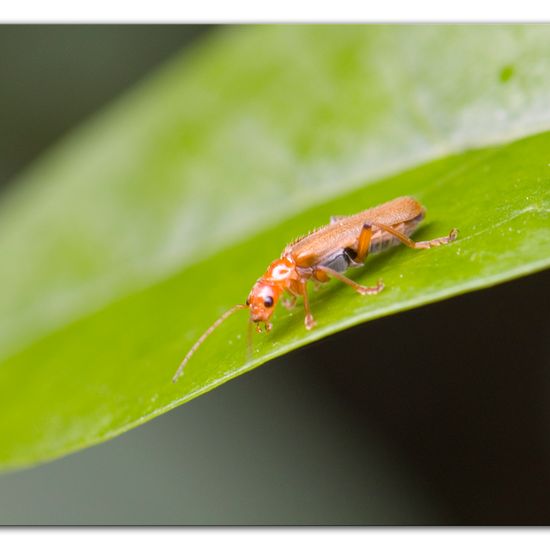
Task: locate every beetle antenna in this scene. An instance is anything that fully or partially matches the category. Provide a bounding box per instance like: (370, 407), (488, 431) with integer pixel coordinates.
(172, 304), (249, 383)
(246, 316), (254, 361)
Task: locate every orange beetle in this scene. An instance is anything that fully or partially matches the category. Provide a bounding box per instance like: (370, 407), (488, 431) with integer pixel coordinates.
(173, 196), (457, 382)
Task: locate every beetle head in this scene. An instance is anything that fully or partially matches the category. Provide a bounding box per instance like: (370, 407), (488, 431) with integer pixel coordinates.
(246, 280), (282, 332)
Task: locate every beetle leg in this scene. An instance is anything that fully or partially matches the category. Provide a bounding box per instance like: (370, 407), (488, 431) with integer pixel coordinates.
(314, 265), (384, 296)
(371, 222), (458, 249)
(282, 293), (297, 310)
(355, 223), (373, 263)
(299, 281), (316, 330)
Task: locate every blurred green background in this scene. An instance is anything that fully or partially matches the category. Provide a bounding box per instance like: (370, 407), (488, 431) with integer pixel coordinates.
(0, 25), (549, 525)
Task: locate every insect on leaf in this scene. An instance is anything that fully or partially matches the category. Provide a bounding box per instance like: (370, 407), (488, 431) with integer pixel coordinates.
(0, 26), (550, 470)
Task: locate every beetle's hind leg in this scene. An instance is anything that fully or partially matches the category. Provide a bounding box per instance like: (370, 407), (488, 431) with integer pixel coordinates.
(355, 223), (374, 263)
(372, 222), (458, 249)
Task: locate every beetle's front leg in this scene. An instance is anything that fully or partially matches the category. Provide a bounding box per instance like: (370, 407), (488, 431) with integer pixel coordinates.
(298, 280), (316, 330)
(281, 293), (297, 310)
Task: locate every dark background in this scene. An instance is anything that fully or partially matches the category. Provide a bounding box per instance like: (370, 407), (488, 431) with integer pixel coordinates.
(0, 25), (549, 525)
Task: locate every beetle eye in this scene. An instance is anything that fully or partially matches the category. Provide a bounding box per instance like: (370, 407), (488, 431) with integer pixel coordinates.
(263, 296), (274, 308)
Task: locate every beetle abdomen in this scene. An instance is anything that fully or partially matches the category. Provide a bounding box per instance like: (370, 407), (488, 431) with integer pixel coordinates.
(317, 248), (358, 273)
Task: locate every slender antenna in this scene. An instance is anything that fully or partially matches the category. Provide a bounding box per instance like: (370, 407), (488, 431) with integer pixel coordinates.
(172, 304), (248, 383)
(246, 317), (254, 361)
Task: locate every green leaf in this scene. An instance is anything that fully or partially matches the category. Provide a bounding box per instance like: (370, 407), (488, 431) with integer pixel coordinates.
(1, 26), (550, 471)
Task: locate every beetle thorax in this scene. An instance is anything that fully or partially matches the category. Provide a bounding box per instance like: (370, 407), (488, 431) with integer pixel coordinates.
(265, 256), (295, 283)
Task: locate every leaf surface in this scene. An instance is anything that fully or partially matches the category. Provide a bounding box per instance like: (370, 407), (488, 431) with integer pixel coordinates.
(1, 26), (550, 470)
